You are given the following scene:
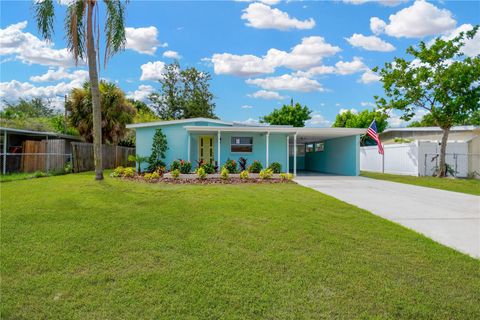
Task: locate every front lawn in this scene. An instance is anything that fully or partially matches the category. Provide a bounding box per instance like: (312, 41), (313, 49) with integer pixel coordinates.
(1, 173), (479, 319)
(360, 171), (480, 196)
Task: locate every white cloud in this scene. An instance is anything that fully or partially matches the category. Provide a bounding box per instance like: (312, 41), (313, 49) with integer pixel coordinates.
(370, 17), (387, 35)
(387, 109), (429, 127)
(377, 0), (457, 38)
(29, 68), (88, 83)
(339, 108), (358, 114)
(248, 90), (286, 100)
(238, 118), (260, 125)
(246, 74), (324, 92)
(0, 21), (77, 67)
(360, 101), (376, 107)
(346, 33), (395, 52)
(127, 85), (155, 102)
(437, 24), (480, 57)
(210, 53), (275, 76)
(342, 0), (408, 6)
(209, 36), (341, 76)
(125, 26), (166, 55)
(305, 111), (331, 127)
(241, 3), (315, 31)
(236, 0), (281, 5)
(163, 50), (181, 59)
(359, 69), (381, 84)
(140, 61), (166, 81)
(240, 105), (254, 109)
(334, 57), (368, 75)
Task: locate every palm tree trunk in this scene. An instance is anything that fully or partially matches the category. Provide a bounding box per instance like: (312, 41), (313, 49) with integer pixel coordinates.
(437, 127), (450, 177)
(86, 0), (103, 180)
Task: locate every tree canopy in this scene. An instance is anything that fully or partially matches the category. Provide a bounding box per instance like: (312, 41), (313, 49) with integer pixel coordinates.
(260, 102), (312, 127)
(374, 26), (480, 177)
(68, 81), (136, 144)
(332, 109), (388, 132)
(409, 110), (480, 127)
(149, 61), (216, 120)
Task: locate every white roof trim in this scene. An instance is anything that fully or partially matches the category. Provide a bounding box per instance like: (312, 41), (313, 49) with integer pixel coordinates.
(126, 118), (233, 129)
(184, 126), (365, 136)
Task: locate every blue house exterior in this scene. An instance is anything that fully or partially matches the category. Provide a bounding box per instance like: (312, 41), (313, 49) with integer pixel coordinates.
(126, 118), (363, 176)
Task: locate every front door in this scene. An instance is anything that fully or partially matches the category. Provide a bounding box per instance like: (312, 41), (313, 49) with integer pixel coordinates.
(199, 136), (214, 164)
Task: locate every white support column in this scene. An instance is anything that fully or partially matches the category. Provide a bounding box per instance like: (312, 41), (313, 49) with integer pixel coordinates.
(187, 132), (191, 162)
(293, 133), (297, 176)
(217, 130), (221, 167)
(266, 132), (270, 168)
(2, 130), (7, 175)
(286, 135), (289, 173)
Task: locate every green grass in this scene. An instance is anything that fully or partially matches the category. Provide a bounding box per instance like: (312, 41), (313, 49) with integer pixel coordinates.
(361, 171), (480, 196)
(0, 172), (37, 182)
(1, 173), (479, 319)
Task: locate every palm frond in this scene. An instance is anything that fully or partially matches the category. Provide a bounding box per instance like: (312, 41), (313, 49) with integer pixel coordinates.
(65, 0), (86, 65)
(34, 0), (55, 41)
(103, 0), (127, 66)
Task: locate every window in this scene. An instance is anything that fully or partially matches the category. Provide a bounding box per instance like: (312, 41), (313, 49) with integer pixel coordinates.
(231, 137), (253, 153)
(306, 143), (314, 153)
(315, 142), (324, 152)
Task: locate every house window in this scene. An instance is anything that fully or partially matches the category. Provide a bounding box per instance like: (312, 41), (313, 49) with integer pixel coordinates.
(315, 142), (324, 152)
(231, 137), (253, 152)
(306, 143), (314, 153)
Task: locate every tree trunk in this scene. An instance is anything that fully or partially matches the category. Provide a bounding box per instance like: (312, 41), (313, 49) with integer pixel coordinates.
(86, 1), (103, 180)
(437, 127), (450, 178)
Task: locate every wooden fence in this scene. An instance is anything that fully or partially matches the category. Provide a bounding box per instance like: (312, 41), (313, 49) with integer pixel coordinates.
(71, 142), (135, 173)
(21, 139), (67, 173)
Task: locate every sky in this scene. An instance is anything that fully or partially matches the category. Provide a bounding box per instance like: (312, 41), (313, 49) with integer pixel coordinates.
(1, 0), (479, 127)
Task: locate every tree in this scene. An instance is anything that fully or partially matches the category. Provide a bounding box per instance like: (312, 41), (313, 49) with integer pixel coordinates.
(0, 98), (56, 119)
(409, 110), (480, 127)
(68, 81), (136, 144)
(148, 62), (216, 119)
(374, 26), (480, 177)
(332, 109), (388, 145)
(260, 101), (312, 127)
(35, 0), (128, 180)
(147, 129), (168, 172)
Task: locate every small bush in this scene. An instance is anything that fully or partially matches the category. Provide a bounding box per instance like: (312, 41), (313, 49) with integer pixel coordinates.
(123, 167), (135, 178)
(144, 171), (160, 181)
(220, 167), (229, 180)
(268, 162), (282, 173)
(171, 169), (180, 179)
(280, 173), (293, 181)
(239, 157), (248, 171)
(202, 162), (216, 174)
(170, 160), (181, 172)
(197, 167), (207, 179)
(239, 170), (249, 180)
(224, 159), (237, 173)
(112, 166), (125, 177)
(259, 168), (273, 179)
(180, 160), (192, 174)
(33, 171), (47, 178)
(249, 160), (263, 173)
(64, 162), (73, 174)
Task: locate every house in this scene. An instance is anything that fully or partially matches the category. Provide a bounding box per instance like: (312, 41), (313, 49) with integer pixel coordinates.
(126, 118), (364, 175)
(380, 126), (480, 144)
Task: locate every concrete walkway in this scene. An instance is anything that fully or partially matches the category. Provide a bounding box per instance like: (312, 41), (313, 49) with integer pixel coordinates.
(294, 175), (480, 258)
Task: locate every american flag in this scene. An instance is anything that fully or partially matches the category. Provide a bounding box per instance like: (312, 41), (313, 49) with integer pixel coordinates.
(366, 120), (384, 155)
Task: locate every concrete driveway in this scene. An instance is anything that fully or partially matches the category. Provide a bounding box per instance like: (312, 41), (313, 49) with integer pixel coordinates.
(294, 175), (480, 258)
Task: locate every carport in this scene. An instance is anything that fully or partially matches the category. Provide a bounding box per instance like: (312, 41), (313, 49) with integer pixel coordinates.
(288, 128), (364, 176)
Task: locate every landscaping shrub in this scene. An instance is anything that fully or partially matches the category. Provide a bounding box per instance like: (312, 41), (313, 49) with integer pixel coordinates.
(249, 160), (263, 173)
(220, 167), (229, 180)
(268, 162), (282, 173)
(171, 169), (180, 179)
(144, 171), (160, 181)
(179, 160), (192, 174)
(202, 163), (216, 174)
(123, 167), (135, 178)
(224, 159), (237, 173)
(147, 129), (168, 172)
(239, 170), (249, 180)
(280, 173), (293, 180)
(33, 171), (47, 178)
(112, 166), (125, 177)
(197, 167), (206, 179)
(259, 168), (273, 179)
(238, 157), (248, 171)
(170, 160), (180, 171)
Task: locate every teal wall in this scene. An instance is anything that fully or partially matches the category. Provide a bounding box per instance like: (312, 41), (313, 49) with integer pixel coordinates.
(304, 135), (360, 175)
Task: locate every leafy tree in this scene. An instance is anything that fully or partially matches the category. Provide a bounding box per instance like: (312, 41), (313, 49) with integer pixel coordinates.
(332, 109), (388, 145)
(374, 26), (480, 177)
(260, 101), (312, 127)
(149, 62), (216, 119)
(147, 128), (168, 172)
(0, 98), (56, 119)
(409, 110), (480, 127)
(35, 0), (128, 180)
(68, 81), (136, 144)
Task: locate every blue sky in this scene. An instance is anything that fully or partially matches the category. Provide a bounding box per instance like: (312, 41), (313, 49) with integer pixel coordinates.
(1, 0), (479, 127)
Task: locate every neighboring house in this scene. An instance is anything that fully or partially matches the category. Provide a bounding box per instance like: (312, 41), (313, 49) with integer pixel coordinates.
(380, 126), (479, 144)
(126, 118), (364, 176)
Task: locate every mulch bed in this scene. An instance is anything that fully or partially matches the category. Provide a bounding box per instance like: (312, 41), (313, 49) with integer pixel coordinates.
(122, 173), (294, 184)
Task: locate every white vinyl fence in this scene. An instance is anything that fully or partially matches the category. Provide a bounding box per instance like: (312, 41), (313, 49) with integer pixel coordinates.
(360, 141), (478, 178)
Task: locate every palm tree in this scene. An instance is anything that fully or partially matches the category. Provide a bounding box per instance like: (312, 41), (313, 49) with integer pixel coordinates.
(68, 81), (136, 144)
(35, 0), (127, 180)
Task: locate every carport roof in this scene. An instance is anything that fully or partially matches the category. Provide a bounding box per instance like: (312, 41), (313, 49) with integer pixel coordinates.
(184, 126), (365, 140)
